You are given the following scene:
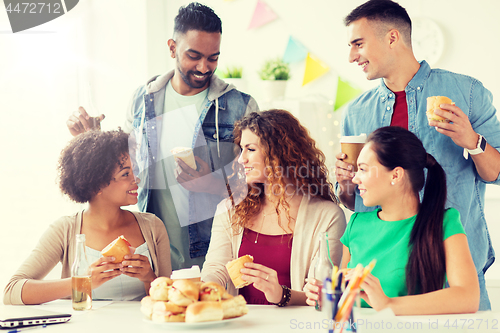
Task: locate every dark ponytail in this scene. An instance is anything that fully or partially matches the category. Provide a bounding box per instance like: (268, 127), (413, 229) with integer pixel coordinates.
(406, 153), (447, 294)
(367, 127), (447, 295)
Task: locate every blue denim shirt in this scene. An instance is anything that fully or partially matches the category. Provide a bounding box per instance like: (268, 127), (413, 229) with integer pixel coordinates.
(341, 61), (500, 274)
(126, 70), (259, 259)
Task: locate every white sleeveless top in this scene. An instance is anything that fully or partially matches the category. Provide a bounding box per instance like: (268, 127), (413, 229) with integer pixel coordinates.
(85, 242), (152, 301)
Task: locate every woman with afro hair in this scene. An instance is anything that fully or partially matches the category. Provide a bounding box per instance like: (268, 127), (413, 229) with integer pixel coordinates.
(4, 129), (171, 305)
(201, 110), (346, 306)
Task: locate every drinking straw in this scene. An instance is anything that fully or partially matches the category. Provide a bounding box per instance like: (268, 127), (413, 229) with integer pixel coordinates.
(325, 232), (334, 267)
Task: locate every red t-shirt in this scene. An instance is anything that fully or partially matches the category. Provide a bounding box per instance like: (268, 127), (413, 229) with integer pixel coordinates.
(238, 229), (292, 305)
(390, 90), (408, 129)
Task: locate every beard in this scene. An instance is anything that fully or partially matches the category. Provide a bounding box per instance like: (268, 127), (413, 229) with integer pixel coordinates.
(177, 59), (213, 89)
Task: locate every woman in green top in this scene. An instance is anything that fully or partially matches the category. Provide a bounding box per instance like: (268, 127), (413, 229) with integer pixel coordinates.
(306, 126), (479, 315)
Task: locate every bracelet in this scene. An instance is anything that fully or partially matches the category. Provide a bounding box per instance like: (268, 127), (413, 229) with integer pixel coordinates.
(271, 285), (291, 307)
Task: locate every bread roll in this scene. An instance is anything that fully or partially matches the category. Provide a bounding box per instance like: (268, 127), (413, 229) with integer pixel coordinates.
(426, 96), (454, 123)
(221, 295), (248, 319)
(185, 301), (223, 323)
(171, 147), (197, 170)
(199, 281), (225, 302)
(149, 276), (173, 301)
(151, 301), (186, 322)
(100, 235), (131, 263)
(168, 279), (199, 306)
(226, 255), (253, 289)
(140, 296), (156, 319)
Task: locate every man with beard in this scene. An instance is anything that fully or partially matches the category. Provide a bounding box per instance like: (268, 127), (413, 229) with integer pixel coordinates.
(67, 2), (259, 270)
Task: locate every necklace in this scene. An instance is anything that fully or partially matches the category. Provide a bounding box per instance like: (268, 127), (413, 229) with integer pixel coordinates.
(254, 192), (296, 244)
(254, 211), (276, 244)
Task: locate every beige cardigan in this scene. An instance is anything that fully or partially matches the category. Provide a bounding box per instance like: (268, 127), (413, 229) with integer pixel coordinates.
(201, 195), (346, 296)
(3, 211), (171, 305)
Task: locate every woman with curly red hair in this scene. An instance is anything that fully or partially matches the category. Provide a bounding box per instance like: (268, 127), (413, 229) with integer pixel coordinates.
(4, 129), (171, 305)
(201, 110), (346, 306)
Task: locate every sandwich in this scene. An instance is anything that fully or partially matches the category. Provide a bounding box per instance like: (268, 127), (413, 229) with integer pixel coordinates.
(100, 235), (131, 263)
(185, 301), (223, 323)
(140, 296), (156, 319)
(225, 255), (254, 289)
(221, 295), (248, 319)
(199, 281), (225, 302)
(170, 147), (197, 170)
(149, 276), (173, 301)
(151, 301), (186, 323)
(88, 116), (101, 130)
(426, 96), (454, 123)
(168, 279), (200, 306)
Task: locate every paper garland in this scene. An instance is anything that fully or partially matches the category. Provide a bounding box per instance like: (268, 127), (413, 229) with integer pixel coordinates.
(302, 53), (330, 86)
(248, 0), (278, 30)
(283, 36), (308, 64)
(334, 77), (362, 111)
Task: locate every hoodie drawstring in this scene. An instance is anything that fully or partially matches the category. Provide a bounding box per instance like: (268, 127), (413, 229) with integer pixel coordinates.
(215, 97), (220, 158)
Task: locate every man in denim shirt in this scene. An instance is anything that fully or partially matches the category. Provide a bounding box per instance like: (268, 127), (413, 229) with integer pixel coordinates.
(336, 0), (500, 310)
(68, 3), (259, 270)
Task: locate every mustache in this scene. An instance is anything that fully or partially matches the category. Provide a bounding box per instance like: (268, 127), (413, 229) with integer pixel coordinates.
(189, 70), (212, 77)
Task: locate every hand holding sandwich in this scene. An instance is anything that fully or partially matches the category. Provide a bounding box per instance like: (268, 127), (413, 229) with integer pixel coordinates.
(121, 254), (157, 284)
(428, 101), (478, 151)
(174, 156), (226, 195)
(89, 256), (123, 289)
(240, 262), (283, 304)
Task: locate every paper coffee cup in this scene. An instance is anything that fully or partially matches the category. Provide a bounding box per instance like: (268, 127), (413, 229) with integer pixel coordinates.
(170, 265), (201, 282)
(340, 134), (367, 171)
(170, 147), (197, 170)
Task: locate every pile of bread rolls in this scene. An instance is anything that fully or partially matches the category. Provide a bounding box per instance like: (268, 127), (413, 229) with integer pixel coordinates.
(141, 277), (248, 323)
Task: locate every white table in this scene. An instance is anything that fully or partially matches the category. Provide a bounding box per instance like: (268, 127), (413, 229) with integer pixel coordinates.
(5, 301), (500, 333)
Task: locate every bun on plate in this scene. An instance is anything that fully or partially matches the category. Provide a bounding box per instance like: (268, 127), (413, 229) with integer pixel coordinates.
(100, 235), (132, 264)
(426, 96), (454, 123)
(149, 276), (173, 301)
(151, 301), (186, 323)
(226, 255), (253, 289)
(168, 279), (199, 306)
(185, 301), (223, 323)
(140, 296), (156, 319)
(199, 282), (225, 302)
(221, 295), (248, 319)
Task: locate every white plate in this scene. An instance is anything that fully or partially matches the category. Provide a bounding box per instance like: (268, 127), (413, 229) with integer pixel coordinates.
(143, 316), (244, 330)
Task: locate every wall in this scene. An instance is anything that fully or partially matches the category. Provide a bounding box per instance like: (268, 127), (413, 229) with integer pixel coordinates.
(1, 0), (499, 302)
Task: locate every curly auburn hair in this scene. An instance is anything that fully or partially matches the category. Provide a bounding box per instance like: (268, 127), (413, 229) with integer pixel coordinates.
(58, 129), (130, 203)
(230, 109), (338, 233)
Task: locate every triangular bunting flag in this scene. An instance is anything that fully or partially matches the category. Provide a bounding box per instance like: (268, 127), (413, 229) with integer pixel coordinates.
(302, 53), (330, 86)
(283, 36), (308, 63)
(334, 77), (363, 111)
(248, 0), (278, 29)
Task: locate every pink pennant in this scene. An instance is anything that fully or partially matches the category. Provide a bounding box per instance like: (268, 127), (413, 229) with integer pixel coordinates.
(248, 0), (278, 29)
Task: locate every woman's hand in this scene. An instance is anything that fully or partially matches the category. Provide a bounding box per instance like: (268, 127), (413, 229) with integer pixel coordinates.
(359, 273), (391, 311)
(304, 278), (321, 306)
(121, 254), (156, 283)
(90, 257), (122, 289)
(241, 262), (282, 304)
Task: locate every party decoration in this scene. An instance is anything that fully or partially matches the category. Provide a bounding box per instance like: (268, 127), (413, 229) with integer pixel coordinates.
(302, 53), (330, 86)
(248, 0), (278, 30)
(334, 77), (362, 111)
(283, 36), (308, 63)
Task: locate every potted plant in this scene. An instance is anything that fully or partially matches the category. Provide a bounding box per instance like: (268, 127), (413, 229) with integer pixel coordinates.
(219, 66), (246, 92)
(258, 58), (290, 100)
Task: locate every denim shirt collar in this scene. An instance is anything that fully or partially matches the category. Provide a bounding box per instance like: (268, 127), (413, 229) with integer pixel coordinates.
(377, 60), (431, 97)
